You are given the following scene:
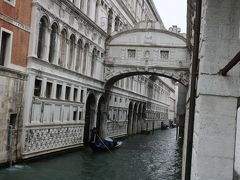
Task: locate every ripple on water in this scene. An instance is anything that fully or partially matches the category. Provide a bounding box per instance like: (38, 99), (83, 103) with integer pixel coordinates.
(0, 129), (182, 180)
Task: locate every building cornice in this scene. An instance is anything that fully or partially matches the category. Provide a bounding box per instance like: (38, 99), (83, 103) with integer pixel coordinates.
(115, 0), (137, 25)
(49, 0), (108, 38)
(146, 0), (165, 28)
(0, 12), (31, 32)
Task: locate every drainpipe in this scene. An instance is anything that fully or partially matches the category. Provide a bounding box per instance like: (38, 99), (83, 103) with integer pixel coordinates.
(185, 0), (202, 180)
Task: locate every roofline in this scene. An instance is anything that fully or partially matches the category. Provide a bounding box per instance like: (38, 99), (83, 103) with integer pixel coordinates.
(147, 0), (165, 29)
(106, 28), (187, 45)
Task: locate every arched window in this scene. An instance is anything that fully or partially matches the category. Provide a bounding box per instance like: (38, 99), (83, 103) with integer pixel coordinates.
(91, 48), (97, 77)
(75, 39), (83, 71)
(86, 0), (90, 16)
(114, 16), (120, 31)
(68, 34), (76, 69)
(80, 0), (84, 11)
(107, 9), (113, 34)
(48, 23), (58, 63)
(82, 43), (89, 74)
(37, 16), (48, 59)
(95, 0), (100, 23)
(59, 29), (67, 67)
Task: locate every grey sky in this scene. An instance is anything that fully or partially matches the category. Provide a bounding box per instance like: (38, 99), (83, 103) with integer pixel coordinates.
(153, 0), (187, 33)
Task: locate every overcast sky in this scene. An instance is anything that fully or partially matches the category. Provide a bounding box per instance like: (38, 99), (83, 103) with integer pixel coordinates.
(153, 0), (187, 33)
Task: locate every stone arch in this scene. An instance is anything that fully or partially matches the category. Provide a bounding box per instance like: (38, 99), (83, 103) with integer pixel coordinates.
(105, 71), (188, 91)
(59, 29), (67, 67)
(48, 22), (59, 63)
(91, 47), (97, 77)
(82, 43), (89, 74)
(96, 95), (107, 138)
(37, 16), (49, 59)
(75, 39), (83, 71)
(68, 34), (76, 69)
(83, 93), (96, 144)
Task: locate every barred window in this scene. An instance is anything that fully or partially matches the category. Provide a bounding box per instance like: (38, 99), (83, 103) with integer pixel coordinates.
(160, 50), (169, 59)
(128, 49), (136, 58)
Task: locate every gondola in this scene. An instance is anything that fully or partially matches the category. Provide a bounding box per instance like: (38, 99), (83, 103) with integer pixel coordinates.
(161, 122), (169, 130)
(89, 128), (122, 152)
(90, 137), (123, 152)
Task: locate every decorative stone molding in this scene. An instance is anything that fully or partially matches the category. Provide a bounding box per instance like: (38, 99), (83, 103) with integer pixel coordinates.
(23, 125), (84, 154)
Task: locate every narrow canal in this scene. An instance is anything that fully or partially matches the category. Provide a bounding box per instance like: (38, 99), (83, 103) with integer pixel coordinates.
(0, 129), (182, 180)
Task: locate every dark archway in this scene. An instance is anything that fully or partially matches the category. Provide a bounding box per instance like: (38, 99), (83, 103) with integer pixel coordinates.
(142, 104), (147, 132)
(137, 104), (143, 134)
(127, 102), (133, 135)
(83, 93), (96, 144)
(132, 103), (138, 134)
(96, 95), (106, 137)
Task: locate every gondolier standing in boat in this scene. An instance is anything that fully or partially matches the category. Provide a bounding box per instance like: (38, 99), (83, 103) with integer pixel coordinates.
(90, 127), (98, 144)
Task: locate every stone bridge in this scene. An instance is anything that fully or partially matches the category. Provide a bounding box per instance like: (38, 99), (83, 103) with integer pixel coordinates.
(104, 22), (190, 89)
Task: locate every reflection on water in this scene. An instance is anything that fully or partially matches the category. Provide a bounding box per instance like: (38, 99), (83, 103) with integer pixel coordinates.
(0, 129), (182, 180)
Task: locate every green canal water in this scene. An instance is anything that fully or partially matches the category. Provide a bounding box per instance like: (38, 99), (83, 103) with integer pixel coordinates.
(0, 129), (182, 180)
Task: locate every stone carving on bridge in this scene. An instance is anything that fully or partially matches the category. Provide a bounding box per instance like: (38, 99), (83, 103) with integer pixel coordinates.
(144, 32), (153, 44)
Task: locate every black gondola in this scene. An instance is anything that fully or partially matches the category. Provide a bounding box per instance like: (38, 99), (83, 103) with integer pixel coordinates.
(89, 128), (122, 152)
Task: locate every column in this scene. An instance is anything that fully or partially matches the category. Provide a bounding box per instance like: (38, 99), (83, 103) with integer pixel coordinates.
(51, 80), (57, 99)
(61, 83), (66, 100)
(40, 78), (47, 98)
(65, 39), (70, 69)
(70, 85), (74, 101)
(111, 13), (116, 32)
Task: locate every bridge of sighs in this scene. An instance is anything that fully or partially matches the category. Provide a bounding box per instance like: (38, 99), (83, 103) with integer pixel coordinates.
(104, 21), (190, 89)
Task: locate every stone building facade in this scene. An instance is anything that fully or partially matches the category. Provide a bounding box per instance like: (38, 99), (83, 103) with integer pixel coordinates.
(0, 0), (32, 164)
(182, 0), (240, 179)
(0, 0), (177, 162)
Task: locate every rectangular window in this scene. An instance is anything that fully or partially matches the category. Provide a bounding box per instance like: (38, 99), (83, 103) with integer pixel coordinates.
(160, 50), (169, 59)
(0, 30), (12, 66)
(127, 49), (136, 58)
(80, 90), (84, 102)
(73, 88), (78, 101)
(56, 84), (62, 99)
(34, 79), (42, 97)
(73, 110), (77, 121)
(65, 86), (71, 100)
(45, 82), (52, 98)
(79, 112), (82, 120)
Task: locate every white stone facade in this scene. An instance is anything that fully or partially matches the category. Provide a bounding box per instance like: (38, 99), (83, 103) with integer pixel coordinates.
(17, 0), (176, 160)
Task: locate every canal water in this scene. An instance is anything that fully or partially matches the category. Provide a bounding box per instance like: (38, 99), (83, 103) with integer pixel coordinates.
(0, 129), (182, 180)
